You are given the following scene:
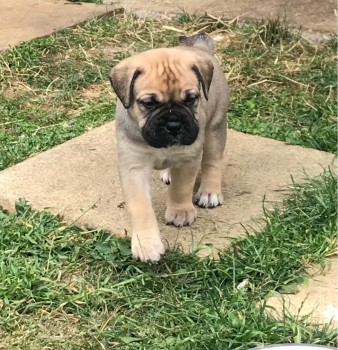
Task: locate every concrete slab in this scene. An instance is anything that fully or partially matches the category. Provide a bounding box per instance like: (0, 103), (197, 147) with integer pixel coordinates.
(0, 121), (334, 254)
(0, 0), (121, 51)
(264, 256), (338, 325)
(116, 0), (337, 33)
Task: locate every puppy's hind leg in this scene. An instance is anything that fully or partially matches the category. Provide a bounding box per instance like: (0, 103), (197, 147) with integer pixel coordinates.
(195, 119), (227, 208)
(160, 168), (171, 185)
(165, 160), (200, 227)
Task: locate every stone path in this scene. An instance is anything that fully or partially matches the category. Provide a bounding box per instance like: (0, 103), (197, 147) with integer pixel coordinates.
(0, 0), (336, 325)
(265, 258), (338, 324)
(0, 0), (120, 51)
(0, 123), (333, 252)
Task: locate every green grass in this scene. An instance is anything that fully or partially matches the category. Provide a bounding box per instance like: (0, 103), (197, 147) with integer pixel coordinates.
(0, 169), (336, 349)
(0, 14), (336, 170)
(0, 95), (115, 169)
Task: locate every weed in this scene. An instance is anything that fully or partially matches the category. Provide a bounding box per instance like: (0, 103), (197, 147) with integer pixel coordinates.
(253, 17), (295, 46)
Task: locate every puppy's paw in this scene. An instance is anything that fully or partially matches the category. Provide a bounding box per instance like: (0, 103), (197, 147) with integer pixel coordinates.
(132, 233), (165, 262)
(165, 205), (197, 227)
(194, 191), (223, 208)
(160, 168), (171, 185)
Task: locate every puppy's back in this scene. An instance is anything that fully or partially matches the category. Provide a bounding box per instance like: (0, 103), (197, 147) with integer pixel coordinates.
(178, 33), (214, 55)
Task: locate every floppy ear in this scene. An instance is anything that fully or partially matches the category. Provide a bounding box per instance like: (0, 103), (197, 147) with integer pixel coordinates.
(192, 58), (214, 101)
(109, 62), (142, 109)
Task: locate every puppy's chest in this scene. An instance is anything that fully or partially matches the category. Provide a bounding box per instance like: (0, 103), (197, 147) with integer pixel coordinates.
(152, 147), (193, 170)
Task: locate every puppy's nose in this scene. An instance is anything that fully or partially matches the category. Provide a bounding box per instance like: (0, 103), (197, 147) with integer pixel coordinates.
(166, 120), (182, 133)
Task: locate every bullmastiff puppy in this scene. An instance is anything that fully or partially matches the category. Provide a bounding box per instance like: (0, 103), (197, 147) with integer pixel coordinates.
(109, 33), (229, 262)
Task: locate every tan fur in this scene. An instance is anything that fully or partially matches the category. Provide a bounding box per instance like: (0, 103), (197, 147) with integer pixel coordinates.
(109, 43), (229, 262)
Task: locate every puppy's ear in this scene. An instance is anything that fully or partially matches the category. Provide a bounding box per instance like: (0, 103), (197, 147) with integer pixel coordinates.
(109, 62), (142, 109)
(192, 58), (214, 101)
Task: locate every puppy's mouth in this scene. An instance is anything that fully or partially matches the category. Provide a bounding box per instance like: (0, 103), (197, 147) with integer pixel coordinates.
(141, 104), (199, 148)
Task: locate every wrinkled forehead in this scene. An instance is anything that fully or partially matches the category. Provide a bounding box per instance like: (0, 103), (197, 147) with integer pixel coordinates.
(134, 50), (199, 101)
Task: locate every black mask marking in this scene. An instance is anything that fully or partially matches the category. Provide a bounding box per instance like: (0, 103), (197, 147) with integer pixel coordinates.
(141, 104), (199, 148)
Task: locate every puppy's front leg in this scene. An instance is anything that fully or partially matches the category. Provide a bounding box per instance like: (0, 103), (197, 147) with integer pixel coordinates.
(165, 161), (200, 227)
(120, 166), (165, 262)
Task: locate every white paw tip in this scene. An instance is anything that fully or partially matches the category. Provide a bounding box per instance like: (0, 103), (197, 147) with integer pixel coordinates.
(132, 239), (165, 262)
(210, 193), (223, 207)
(160, 169), (171, 185)
(195, 193), (223, 208)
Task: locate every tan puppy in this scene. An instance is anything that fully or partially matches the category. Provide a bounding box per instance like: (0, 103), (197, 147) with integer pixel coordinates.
(109, 34), (229, 262)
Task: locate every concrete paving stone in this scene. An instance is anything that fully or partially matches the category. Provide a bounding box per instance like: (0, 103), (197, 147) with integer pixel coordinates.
(263, 257), (338, 325)
(0, 121), (334, 254)
(0, 0), (121, 51)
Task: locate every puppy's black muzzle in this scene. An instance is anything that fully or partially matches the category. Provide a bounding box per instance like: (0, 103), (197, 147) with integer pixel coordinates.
(141, 104), (199, 148)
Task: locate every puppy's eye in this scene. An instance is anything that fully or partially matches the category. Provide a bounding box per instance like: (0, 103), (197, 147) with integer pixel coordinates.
(139, 100), (158, 109)
(184, 94), (198, 106)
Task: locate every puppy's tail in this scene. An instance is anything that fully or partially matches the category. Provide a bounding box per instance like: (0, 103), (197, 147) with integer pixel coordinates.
(179, 33), (214, 55)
